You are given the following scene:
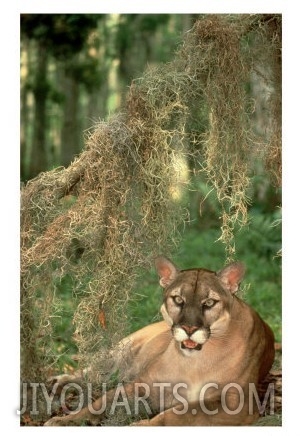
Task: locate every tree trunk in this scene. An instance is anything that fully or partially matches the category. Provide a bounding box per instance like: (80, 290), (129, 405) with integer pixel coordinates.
(61, 73), (80, 167)
(29, 42), (48, 179)
(20, 89), (30, 181)
(20, 41), (29, 181)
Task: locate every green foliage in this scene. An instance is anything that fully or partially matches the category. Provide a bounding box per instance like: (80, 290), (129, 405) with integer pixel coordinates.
(236, 208), (281, 258)
(116, 14), (171, 59)
(21, 14), (99, 59)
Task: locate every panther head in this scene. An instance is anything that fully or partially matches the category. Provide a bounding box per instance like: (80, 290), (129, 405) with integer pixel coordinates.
(155, 256), (245, 355)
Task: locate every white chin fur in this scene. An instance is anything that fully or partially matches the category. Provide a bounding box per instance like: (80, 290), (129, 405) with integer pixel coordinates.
(180, 347), (198, 356)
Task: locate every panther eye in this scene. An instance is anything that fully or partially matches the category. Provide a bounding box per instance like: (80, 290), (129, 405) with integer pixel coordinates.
(173, 295), (184, 305)
(204, 298), (216, 308)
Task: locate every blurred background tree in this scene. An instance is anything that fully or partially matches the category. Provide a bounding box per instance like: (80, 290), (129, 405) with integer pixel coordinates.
(21, 14), (197, 180)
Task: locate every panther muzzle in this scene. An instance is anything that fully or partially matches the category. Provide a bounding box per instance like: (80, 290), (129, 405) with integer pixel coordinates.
(173, 325), (210, 351)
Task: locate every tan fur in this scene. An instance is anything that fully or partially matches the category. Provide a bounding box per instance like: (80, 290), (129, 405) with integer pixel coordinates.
(44, 258), (275, 426)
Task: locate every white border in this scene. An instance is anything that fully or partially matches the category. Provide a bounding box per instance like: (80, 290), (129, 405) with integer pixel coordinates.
(17, 0), (283, 14)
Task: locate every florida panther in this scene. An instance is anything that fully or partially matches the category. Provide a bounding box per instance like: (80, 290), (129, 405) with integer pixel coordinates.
(45, 257), (275, 426)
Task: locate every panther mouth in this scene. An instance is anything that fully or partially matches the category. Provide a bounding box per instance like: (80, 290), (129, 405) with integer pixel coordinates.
(181, 339), (202, 350)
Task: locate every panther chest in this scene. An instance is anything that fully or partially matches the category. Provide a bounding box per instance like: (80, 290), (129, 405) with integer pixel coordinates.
(137, 340), (239, 404)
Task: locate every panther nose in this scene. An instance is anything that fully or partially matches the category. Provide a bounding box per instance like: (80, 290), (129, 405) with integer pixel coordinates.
(181, 325), (199, 335)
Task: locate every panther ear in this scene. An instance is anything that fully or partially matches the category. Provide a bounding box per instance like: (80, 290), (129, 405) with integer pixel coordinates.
(155, 256), (179, 288)
(217, 262), (245, 295)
